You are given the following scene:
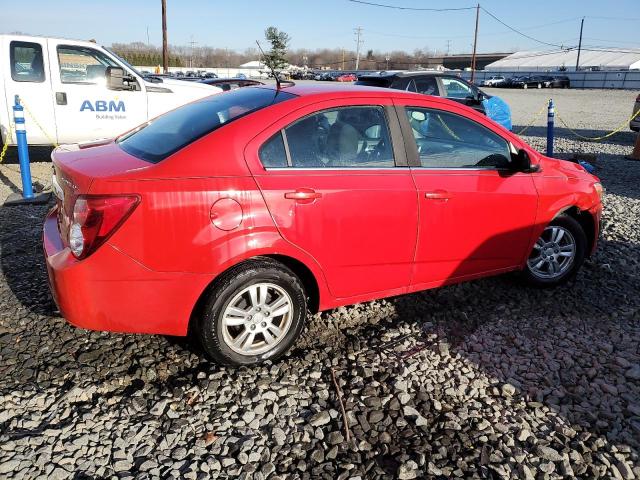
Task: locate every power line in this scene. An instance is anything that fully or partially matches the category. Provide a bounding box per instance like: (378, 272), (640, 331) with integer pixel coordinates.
(348, 0), (475, 11)
(585, 15), (640, 22)
(480, 6), (569, 49)
(583, 37), (640, 46)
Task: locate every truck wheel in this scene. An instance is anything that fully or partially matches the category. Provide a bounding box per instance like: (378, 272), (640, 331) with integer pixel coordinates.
(521, 215), (587, 287)
(196, 258), (307, 366)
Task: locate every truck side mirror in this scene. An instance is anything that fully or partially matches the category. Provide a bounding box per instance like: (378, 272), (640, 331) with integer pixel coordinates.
(106, 66), (127, 90)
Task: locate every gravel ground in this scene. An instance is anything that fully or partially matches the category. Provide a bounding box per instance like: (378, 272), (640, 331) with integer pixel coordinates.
(0, 89), (639, 479)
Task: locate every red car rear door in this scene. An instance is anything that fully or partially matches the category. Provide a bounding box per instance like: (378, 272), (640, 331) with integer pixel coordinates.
(245, 98), (418, 301)
(393, 99), (539, 290)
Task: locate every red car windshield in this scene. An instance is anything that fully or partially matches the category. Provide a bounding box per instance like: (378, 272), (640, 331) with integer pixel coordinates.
(118, 87), (296, 163)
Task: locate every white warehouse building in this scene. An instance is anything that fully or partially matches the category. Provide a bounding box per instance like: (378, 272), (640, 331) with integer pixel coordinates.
(485, 48), (640, 72)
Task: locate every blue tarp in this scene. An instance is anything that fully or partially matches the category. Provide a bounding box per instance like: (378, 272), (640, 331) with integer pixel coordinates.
(483, 95), (512, 131)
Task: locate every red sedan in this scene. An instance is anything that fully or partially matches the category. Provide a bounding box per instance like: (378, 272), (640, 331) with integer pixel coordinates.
(44, 84), (603, 366)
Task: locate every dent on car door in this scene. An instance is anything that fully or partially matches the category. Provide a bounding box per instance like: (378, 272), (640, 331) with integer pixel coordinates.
(395, 102), (539, 289)
(246, 100), (419, 300)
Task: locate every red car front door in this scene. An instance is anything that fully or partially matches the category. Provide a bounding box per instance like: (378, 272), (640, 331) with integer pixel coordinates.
(246, 99), (418, 301)
(395, 101), (539, 290)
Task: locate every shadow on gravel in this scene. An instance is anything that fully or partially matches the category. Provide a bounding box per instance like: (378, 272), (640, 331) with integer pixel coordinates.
(0, 202), (57, 316)
(325, 227), (640, 464)
(0, 170), (20, 195)
(586, 153), (640, 201)
(513, 126), (636, 147)
(0, 145), (54, 164)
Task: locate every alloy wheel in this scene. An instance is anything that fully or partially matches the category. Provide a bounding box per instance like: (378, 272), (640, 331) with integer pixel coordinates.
(527, 226), (576, 279)
(221, 283), (294, 355)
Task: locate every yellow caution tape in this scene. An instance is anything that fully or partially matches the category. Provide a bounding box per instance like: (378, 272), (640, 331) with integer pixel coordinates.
(515, 103), (548, 135)
(0, 122), (14, 164)
(1, 98), (59, 163)
(21, 100), (59, 147)
(555, 107), (640, 142)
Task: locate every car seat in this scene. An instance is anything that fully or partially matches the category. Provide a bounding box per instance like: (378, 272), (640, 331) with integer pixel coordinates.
(325, 120), (360, 166)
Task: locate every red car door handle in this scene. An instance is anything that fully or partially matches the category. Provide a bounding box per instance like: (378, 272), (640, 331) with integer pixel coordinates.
(424, 190), (451, 200)
(284, 189), (322, 201)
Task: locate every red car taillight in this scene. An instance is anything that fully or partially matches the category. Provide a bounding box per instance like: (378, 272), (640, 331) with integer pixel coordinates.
(69, 195), (139, 259)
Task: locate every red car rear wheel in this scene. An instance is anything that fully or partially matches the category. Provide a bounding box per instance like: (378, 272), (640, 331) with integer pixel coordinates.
(196, 258), (308, 366)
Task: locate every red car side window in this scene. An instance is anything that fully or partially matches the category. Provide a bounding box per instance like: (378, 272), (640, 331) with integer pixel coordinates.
(283, 106), (395, 168)
(406, 107), (512, 169)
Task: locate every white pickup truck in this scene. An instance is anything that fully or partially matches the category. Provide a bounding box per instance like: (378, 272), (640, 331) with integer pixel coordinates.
(0, 34), (221, 148)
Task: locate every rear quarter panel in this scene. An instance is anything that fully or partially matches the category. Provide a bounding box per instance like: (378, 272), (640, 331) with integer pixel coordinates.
(90, 121), (331, 305)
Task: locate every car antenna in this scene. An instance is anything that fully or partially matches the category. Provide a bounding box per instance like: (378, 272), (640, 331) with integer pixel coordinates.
(255, 40), (295, 90)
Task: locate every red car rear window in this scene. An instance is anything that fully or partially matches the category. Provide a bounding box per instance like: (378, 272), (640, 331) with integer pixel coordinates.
(118, 87), (296, 163)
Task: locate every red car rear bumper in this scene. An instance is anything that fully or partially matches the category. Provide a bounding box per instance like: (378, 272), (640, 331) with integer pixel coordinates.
(43, 209), (211, 336)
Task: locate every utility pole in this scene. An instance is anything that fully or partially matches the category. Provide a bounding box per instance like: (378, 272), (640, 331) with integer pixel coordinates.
(342, 49), (345, 71)
(354, 27), (363, 71)
(575, 17), (584, 71)
(446, 40), (451, 56)
(470, 3), (480, 83)
(161, 0), (168, 73)
(189, 36), (197, 69)
(385, 55), (390, 70)
(146, 26), (150, 47)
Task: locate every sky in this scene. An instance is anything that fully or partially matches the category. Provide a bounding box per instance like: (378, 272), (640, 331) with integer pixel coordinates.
(2, 0), (639, 55)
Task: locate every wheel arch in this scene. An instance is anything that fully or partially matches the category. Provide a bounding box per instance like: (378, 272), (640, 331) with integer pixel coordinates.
(187, 254), (323, 337)
(554, 205), (597, 256)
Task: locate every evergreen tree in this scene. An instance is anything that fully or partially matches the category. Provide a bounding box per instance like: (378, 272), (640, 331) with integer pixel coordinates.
(262, 26), (290, 72)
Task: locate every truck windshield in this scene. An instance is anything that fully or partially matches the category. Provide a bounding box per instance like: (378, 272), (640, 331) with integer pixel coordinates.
(105, 47), (144, 77)
(118, 87), (296, 163)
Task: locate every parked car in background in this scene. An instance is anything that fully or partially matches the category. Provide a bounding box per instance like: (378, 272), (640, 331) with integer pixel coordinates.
(290, 70), (316, 80)
(481, 75), (506, 87)
(199, 78), (264, 91)
(509, 76), (545, 89)
(203, 72), (218, 79)
(43, 84), (602, 366)
(356, 71), (512, 130)
(548, 75), (570, 88)
(316, 71), (341, 81)
(336, 73), (357, 82)
(504, 75), (570, 89)
(631, 93), (640, 132)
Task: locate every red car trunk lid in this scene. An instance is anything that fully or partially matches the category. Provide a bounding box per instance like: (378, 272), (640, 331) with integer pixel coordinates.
(51, 141), (151, 246)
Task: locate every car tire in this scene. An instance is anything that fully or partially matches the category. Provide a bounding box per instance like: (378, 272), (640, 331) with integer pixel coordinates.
(196, 258), (308, 366)
(521, 215), (587, 288)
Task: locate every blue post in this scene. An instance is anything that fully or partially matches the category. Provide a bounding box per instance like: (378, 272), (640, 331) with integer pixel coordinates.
(546, 98), (555, 158)
(13, 95), (34, 199)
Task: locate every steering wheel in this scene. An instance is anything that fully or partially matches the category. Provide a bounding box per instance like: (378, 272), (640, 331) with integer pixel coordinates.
(371, 138), (387, 160)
